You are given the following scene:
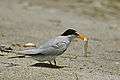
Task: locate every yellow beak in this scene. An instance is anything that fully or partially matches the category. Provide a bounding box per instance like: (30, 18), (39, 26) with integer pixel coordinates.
(77, 33), (89, 41)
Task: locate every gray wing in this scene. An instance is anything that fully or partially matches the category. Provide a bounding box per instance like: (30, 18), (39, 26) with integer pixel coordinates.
(16, 42), (68, 56)
(16, 47), (58, 56)
(15, 35), (69, 56)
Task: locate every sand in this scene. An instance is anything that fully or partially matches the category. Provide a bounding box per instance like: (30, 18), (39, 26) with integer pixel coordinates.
(0, 0), (120, 80)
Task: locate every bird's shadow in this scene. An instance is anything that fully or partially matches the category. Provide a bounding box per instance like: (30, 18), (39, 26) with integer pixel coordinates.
(30, 63), (66, 69)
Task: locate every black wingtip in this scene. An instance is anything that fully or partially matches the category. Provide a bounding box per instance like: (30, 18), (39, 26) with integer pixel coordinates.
(8, 56), (25, 59)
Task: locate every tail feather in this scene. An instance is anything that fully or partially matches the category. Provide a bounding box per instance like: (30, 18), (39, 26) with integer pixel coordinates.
(8, 50), (27, 59)
(8, 55), (25, 59)
(11, 50), (28, 55)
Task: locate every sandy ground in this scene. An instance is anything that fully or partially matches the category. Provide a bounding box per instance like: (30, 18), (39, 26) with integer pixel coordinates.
(0, 0), (120, 80)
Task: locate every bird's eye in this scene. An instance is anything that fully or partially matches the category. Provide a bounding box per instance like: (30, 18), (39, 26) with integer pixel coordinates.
(75, 32), (79, 36)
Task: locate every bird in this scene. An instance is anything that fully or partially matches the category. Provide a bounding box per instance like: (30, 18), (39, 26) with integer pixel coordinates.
(11, 29), (88, 66)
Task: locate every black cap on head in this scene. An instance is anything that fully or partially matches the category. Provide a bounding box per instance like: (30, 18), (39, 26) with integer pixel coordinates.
(61, 29), (78, 36)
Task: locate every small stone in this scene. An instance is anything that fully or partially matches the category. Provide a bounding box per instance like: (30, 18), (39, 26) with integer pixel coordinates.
(23, 43), (36, 47)
(115, 62), (119, 65)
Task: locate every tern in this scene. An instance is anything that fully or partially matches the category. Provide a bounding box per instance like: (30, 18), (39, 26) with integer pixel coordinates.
(12, 29), (88, 65)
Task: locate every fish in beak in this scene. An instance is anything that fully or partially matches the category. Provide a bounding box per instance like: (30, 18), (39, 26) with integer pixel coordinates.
(76, 32), (89, 41)
(76, 32), (89, 57)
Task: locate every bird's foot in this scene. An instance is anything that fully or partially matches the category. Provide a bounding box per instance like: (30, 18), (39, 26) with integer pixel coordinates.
(54, 59), (57, 66)
(48, 59), (57, 66)
(48, 61), (53, 65)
